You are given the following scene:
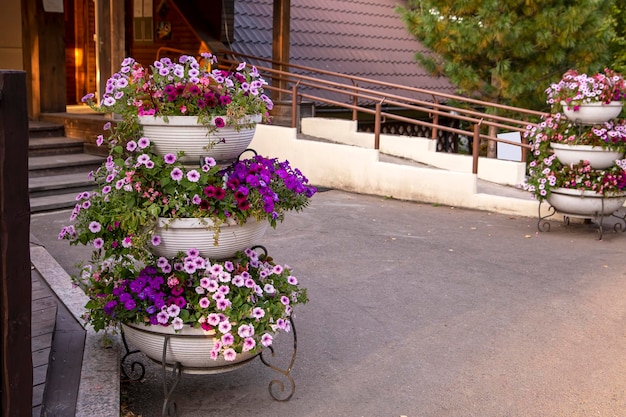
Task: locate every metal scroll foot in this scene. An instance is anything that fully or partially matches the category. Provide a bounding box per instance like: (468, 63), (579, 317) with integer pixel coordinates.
(537, 201), (556, 232)
(120, 329), (146, 381)
(611, 212), (626, 233)
(259, 316), (298, 401)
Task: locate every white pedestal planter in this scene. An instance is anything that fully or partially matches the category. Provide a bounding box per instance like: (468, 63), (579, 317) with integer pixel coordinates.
(547, 188), (626, 216)
(138, 114), (261, 163)
(121, 323), (257, 374)
(561, 101), (623, 125)
(151, 217), (268, 260)
(550, 143), (624, 169)
(539, 188), (626, 239)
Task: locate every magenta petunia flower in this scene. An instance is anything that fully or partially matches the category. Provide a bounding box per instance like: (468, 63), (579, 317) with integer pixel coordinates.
(213, 117), (225, 128)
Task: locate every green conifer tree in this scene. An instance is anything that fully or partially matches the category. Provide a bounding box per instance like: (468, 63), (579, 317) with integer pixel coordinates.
(609, 3), (626, 73)
(398, 0), (617, 112)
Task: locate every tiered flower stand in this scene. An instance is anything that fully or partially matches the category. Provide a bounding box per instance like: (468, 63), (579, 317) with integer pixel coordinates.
(536, 106), (626, 239)
(119, 247), (300, 417)
(537, 193), (626, 240)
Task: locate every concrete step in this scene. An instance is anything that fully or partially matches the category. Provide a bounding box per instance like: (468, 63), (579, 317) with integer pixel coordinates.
(29, 120), (65, 138)
(28, 153), (105, 178)
(30, 191), (88, 213)
(29, 136), (84, 156)
(29, 172), (95, 198)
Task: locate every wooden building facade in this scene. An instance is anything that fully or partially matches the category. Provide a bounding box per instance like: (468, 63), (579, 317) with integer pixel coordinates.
(6, 0), (257, 119)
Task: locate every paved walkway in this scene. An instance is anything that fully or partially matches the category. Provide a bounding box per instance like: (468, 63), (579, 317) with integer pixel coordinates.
(30, 189), (626, 417)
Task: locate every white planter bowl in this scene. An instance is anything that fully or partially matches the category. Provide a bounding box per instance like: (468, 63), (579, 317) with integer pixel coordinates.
(547, 187), (626, 216)
(550, 143), (624, 169)
(151, 217), (268, 260)
(561, 101), (623, 125)
(138, 114), (261, 163)
(122, 323), (257, 374)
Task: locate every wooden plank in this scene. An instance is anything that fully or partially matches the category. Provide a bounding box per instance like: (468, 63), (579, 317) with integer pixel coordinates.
(31, 348), (51, 368)
(31, 333), (53, 353)
(0, 70), (32, 417)
(32, 364), (48, 386)
(32, 383), (44, 408)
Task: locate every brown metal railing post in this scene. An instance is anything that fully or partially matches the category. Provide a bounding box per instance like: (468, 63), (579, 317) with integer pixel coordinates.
(472, 121), (483, 174)
(431, 97), (439, 140)
(0, 70), (32, 417)
(291, 82), (300, 129)
(352, 80), (358, 121)
(374, 100), (383, 150)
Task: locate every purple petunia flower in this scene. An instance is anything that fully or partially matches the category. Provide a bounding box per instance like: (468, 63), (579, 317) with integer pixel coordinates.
(164, 153), (176, 164)
(171, 168), (183, 181)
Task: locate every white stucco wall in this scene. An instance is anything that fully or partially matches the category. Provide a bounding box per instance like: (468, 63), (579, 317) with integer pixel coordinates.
(250, 123), (538, 218)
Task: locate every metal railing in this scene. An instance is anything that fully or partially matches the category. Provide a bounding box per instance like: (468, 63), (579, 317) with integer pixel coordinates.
(219, 51), (549, 174)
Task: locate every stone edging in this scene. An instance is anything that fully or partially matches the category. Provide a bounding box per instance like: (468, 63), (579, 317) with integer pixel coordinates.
(30, 245), (120, 417)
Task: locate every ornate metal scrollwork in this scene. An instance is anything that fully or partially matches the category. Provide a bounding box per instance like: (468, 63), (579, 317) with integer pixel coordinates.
(259, 316), (298, 401)
(120, 329), (146, 382)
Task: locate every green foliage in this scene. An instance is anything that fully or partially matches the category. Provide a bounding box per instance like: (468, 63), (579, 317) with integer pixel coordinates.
(398, 0), (618, 111)
(609, 3), (626, 73)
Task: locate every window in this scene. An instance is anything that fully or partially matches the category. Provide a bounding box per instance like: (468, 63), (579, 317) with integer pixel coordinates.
(133, 0), (153, 42)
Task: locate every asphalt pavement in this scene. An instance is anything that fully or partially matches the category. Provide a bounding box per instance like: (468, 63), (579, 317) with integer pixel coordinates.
(31, 189), (626, 417)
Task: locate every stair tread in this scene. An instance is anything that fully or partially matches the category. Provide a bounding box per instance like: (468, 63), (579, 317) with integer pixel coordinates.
(29, 153), (105, 170)
(29, 172), (95, 191)
(30, 192), (86, 212)
(29, 120), (64, 131)
(29, 136), (84, 149)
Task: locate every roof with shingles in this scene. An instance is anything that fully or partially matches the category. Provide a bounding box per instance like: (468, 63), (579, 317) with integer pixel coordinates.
(230, 0), (455, 105)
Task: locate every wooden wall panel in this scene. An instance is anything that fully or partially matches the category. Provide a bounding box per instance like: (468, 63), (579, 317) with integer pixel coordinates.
(129, 0), (214, 67)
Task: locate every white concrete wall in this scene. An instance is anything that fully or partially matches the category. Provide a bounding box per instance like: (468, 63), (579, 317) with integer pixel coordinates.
(250, 124), (538, 218)
(300, 117), (527, 187)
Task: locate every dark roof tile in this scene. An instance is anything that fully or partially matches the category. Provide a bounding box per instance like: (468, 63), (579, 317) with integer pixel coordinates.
(232, 0), (456, 104)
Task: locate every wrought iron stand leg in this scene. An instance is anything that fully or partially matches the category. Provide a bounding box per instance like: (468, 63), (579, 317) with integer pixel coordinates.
(259, 316), (298, 401)
(611, 211), (626, 233)
(537, 200), (556, 233)
(161, 334), (183, 417)
(120, 328), (146, 381)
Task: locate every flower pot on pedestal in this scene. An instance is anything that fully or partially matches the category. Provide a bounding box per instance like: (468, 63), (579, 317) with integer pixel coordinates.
(151, 217), (268, 260)
(550, 143), (625, 169)
(138, 114), (261, 164)
(561, 101), (623, 125)
(547, 187), (626, 216)
(121, 323), (257, 374)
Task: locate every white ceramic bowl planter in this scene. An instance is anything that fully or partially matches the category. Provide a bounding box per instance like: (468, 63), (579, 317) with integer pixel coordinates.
(547, 188), (626, 216)
(138, 114), (261, 163)
(561, 101), (623, 125)
(121, 323), (257, 373)
(151, 217), (268, 260)
(550, 143), (625, 169)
